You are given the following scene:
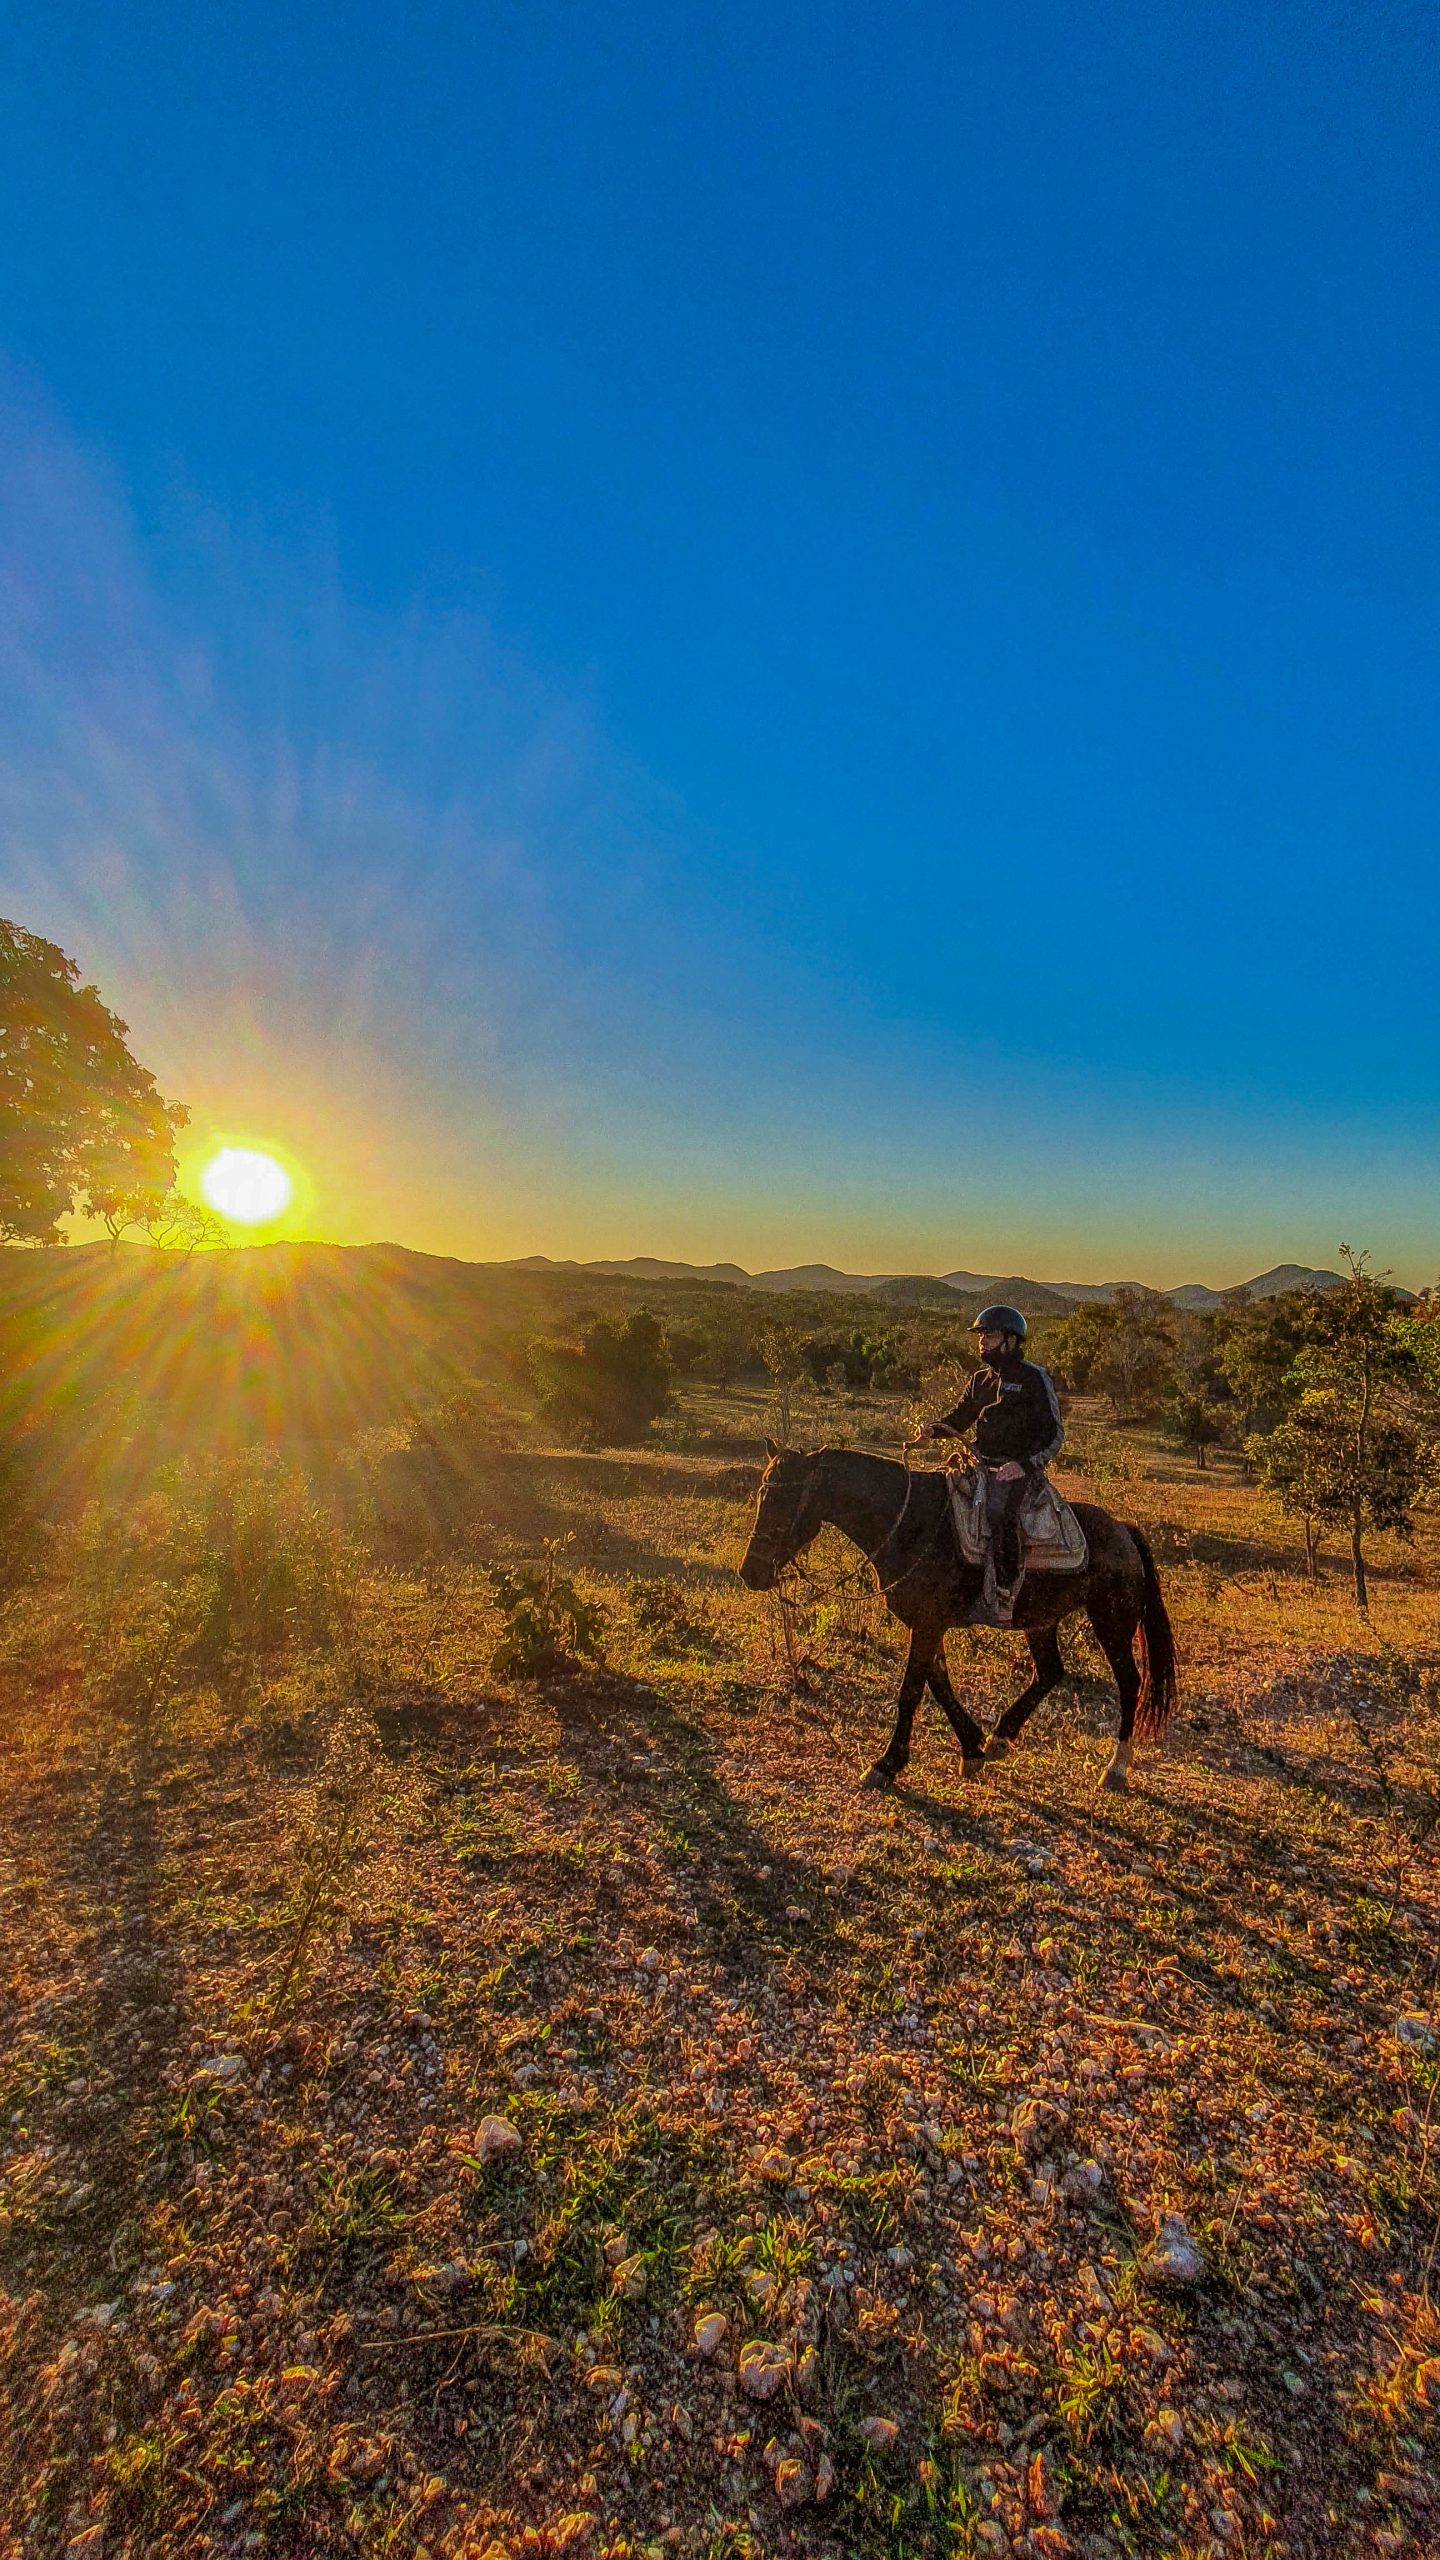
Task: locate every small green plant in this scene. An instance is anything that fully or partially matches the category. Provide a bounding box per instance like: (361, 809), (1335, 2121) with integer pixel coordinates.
(268, 1690), (409, 2023)
(489, 1538), (606, 1677)
(1057, 2338), (1124, 2444)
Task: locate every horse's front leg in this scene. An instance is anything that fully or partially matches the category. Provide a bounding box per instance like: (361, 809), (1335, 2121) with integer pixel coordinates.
(924, 1637), (989, 1773)
(860, 1633), (930, 1789)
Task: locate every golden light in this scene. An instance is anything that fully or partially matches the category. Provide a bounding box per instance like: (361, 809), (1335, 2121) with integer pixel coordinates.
(201, 1145), (295, 1226)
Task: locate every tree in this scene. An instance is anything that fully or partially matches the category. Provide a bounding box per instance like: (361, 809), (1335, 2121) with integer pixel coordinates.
(0, 918), (185, 1244)
(1255, 1248), (1423, 1607)
(1096, 1288), (1178, 1418)
(1047, 1302), (1116, 1393)
(530, 1310), (675, 1445)
(1251, 1406), (1421, 1586)
(1167, 1388), (1228, 1470)
(1213, 1289), (1309, 1435)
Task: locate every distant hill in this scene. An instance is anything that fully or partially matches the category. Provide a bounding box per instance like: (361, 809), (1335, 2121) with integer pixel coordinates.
(500, 1252), (1387, 1307)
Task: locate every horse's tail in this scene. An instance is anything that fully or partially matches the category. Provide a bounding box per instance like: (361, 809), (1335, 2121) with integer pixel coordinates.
(1126, 1524), (1177, 1742)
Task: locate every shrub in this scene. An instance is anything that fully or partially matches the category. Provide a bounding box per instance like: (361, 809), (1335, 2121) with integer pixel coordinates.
(489, 1538), (606, 1678)
(530, 1311), (675, 1445)
(626, 1574), (702, 1653)
(66, 1448), (351, 1681)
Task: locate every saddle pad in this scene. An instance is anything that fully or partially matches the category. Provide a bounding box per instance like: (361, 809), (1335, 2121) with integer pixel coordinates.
(947, 1469), (1089, 1576)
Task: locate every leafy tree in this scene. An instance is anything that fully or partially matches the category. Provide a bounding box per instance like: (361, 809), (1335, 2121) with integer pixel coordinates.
(1252, 1248), (1423, 1607)
(0, 918), (186, 1243)
(1251, 1407), (1421, 1586)
(530, 1309), (675, 1445)
(1047, 1302), (1115, 1393)
(800, 1326), (901, 1390)
(1213, 1288), (1309, 1434)
(1167, 1387), (1229, 1470)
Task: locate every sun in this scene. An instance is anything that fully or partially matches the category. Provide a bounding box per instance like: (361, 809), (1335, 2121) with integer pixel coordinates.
(201, 1145), (295, 1226)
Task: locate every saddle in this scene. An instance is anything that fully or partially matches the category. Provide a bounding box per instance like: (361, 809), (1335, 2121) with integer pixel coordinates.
(947, 1466), (1088, 1617)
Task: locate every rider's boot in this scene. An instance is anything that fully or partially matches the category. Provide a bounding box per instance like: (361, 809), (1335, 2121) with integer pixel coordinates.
(991, 1583), (1018, 1628)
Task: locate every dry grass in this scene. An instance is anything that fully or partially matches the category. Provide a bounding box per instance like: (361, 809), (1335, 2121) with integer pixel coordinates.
(2, 1395), (1439, 2560)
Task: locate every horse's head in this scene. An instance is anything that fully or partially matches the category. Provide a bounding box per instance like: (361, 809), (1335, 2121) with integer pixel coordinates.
(738, 1440), (825, 1589)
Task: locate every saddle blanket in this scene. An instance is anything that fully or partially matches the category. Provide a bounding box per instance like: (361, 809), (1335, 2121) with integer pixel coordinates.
(947, 1467), (1089, 1577)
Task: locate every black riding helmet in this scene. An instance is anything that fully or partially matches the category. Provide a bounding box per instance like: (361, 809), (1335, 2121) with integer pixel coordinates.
(971, 1303), (1028, 1340)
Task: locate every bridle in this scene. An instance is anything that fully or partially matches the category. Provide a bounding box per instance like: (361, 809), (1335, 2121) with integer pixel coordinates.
(755, 1445), (932, 1599)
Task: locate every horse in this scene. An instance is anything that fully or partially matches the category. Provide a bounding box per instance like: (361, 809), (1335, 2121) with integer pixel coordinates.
(738, 1441), (1177, 1792)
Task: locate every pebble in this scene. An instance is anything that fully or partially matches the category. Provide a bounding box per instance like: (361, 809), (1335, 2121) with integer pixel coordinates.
(774, 2457), (812, 2508)
(738, 2340), (791, 2401)
(693, 2312), (728, 2357)
(1010, 2097), (1068, 2160)
(473, 2115), (522, 2166)
(1143, 2213), (1204, 2287)
(1394, 2014), (1437, 2053)
(857, 2415), (899, 2450)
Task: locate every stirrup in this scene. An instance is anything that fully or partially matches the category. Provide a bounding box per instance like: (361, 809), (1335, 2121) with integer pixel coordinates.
(991, 1583), (1018, 1626)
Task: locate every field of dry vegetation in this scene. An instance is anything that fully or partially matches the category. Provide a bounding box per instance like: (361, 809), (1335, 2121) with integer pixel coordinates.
(4, 1377), (1440, 2560)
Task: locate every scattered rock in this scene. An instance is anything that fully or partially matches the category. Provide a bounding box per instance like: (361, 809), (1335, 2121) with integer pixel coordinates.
(1061, 2159), (1104, 2203)
(1395, 2015), (1437, 2054)
(814, 2451), (835, 2503)
(774, 2457), (812, 2508)
(474, 2115), (522, 2167)
(192, 2053), (247, 2085)
(857, 2414), (899, 2450)
(1077, 2262), (1111, 2313)
(738, 2339), (791, 2401)
(637, 1949), (662, 1973)
(1143, 2214), (1204, 2288)
(610, 2253), (646, 2299)
(693, 2312), (728, 2358)
(1011, 2097), (1068, 2159)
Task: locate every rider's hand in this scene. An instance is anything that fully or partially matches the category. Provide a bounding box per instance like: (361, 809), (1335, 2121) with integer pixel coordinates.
(994, 1460), (1026, 1482)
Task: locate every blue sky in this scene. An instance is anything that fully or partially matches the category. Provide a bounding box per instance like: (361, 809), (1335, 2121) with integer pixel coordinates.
(1, 1), (1436, 1282)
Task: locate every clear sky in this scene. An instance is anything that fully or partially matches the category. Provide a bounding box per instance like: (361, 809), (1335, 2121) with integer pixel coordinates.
(1, 1), (1436, 1285)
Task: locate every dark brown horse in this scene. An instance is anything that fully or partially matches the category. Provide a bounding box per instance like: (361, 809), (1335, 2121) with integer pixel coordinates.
(739, 1443), (1176, 1791)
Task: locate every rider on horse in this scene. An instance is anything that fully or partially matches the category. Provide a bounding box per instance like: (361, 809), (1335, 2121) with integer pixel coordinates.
(914, 1305), (1063, 1622)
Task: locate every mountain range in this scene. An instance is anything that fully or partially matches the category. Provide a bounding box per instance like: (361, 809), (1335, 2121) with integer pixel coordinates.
(502, 1255), (1369, 1312)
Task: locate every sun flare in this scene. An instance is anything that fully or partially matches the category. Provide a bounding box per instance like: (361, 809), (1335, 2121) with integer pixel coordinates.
(201, 1146), (294, 1226)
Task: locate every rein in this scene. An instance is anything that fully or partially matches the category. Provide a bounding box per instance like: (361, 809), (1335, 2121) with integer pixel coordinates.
(769, 1446), (936, 1600)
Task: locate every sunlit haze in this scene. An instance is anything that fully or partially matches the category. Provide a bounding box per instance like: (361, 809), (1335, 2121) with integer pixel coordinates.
(0, 4), (1435, 1288)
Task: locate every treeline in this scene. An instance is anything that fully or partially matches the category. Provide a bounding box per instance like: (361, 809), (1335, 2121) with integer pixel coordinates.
(1047, 1264), (1440, 1605)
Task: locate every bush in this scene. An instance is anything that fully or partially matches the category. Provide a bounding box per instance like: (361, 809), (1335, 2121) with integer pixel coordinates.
(626, 1574), (703, 1653)
(489, 1539), (606, 1677)
(68, 1449), (350, 1679)
(530, 1311), (675, 1445)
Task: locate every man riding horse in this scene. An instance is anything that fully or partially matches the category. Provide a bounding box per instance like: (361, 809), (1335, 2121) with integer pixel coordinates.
(913, 1304), (1063, 1623)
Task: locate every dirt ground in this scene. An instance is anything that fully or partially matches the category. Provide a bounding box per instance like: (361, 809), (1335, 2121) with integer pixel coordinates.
(3, 1395), (1439, 2560)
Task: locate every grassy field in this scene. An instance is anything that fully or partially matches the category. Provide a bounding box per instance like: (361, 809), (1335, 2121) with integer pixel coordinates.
(3, 1379), (1440, 2560)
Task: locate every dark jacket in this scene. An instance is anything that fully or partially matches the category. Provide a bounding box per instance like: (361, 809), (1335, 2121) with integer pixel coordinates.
(935, 1353), (1064, 1469)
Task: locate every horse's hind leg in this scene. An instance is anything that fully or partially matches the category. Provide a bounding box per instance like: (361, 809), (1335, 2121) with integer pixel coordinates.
(923, 1637), (988, 1773)
(988, 1628), (1066, 1760)
(861, 1634), (930, 1789)
(1087, 1595), (1142, 1791)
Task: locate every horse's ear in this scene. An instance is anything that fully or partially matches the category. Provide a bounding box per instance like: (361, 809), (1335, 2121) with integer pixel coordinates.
(764, 1435), (779, 1460)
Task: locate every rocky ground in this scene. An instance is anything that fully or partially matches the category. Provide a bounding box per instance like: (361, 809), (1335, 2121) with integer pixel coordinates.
(3, 1425), (1440, 2560)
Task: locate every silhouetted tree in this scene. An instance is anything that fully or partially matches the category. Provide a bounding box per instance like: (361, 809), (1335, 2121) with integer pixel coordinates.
(0, 918), (186, 1244)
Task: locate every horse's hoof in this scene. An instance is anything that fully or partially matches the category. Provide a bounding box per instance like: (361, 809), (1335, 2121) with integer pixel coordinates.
(960, 1754), (989, 1784)
(985, 1737), (1013, 1761)
(1100, 1764), (1129, 1793)
(860, 1763), (898, 1792)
